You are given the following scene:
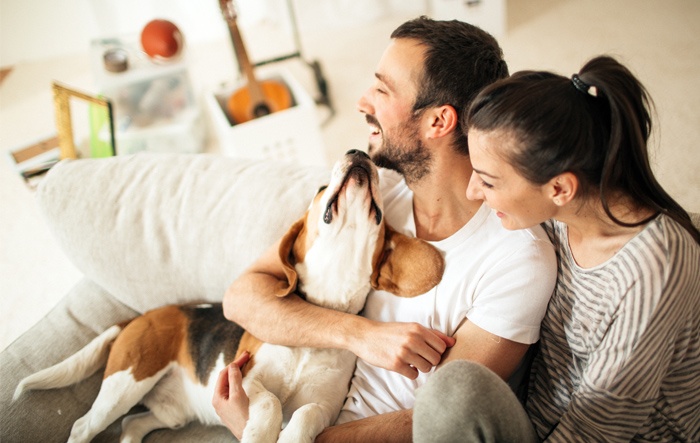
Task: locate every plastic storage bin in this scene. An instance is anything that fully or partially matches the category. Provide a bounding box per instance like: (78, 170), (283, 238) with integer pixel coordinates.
(90, 37), (206, 155)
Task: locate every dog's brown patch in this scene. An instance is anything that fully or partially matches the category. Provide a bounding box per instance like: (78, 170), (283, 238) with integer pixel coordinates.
(0, 67), (12, 85)
(276, 216), (306, 297)
(104, 306), (188, 381)
(371, 225), (445, 297)
(235, 332), (263, 377)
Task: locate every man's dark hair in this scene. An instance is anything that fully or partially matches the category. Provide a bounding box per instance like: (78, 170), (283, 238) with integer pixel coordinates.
(391, 16), (508, 154)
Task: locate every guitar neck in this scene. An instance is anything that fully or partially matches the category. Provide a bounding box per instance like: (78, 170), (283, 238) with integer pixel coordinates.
(221, 2), (267, 105)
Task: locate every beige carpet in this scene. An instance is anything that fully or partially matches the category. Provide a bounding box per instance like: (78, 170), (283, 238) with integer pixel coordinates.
(1, 0), (698, 351)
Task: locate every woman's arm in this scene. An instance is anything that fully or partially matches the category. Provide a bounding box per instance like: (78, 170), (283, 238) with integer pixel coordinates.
(540, 240), (697, 442)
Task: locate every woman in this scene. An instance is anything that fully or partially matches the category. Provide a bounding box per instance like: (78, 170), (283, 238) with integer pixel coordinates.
(413, 55), (700, 442)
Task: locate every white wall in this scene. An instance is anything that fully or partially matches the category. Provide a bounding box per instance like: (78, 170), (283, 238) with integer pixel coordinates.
(0, 0), (427, 67)
(1, 0), (93, 65)
(0, 0), (229, 66)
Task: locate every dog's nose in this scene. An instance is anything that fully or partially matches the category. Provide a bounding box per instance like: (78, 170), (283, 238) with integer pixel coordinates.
(346, 149), (370, 159)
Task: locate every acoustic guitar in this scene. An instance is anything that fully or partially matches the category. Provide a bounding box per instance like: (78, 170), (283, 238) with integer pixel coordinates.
(219, 0), (292, 124)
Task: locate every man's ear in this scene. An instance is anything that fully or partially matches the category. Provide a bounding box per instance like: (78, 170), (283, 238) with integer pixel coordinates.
(275, 216), (306, 297)
(425, 104), (458, 140)
(371, 225), (445, 297)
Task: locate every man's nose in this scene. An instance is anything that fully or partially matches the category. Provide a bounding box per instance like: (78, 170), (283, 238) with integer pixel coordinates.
(357, 90), (373, 115)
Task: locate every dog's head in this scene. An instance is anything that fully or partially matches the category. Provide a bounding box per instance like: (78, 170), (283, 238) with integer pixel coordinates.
(274, 150), (444, 312)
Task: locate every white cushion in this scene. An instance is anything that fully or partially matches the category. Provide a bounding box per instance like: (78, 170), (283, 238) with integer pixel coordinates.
(36, 153), (329, 313)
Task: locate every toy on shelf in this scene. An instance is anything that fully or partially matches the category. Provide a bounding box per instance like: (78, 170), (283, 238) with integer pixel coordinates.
(140, 19), (184, 62)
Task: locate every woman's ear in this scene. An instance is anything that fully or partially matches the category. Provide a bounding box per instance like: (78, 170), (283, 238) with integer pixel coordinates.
(425, 105), (458, 139)
(549, 172), (578, 206)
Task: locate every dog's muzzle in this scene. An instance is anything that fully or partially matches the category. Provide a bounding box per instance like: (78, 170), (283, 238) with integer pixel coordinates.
(324, 150), (382, 225)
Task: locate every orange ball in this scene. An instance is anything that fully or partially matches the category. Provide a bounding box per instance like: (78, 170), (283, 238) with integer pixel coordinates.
(140, 19), (183, 61)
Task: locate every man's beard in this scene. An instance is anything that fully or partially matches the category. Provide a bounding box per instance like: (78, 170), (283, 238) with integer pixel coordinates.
(366, 114), (432, 185)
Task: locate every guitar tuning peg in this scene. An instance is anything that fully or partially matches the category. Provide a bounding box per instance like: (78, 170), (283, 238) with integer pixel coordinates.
(219, 0), (238, 22)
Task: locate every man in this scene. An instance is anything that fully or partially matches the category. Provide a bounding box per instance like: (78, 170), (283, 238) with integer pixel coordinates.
(214, 17), (557, 441)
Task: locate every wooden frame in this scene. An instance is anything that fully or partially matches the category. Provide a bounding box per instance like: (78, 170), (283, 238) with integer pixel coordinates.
(52, 82), (116, 159)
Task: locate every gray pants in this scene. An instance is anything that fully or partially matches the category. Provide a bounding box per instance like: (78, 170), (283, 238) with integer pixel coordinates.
(413, 360), (538, 443)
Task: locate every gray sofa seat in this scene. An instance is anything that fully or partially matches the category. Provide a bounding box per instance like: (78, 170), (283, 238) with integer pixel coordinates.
(1, 153), (329, 442)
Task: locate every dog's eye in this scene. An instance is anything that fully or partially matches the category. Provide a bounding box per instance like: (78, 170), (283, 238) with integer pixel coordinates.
(316, 185), (328, 195)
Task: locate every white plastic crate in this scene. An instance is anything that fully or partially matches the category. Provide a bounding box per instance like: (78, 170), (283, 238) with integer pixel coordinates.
(205, 70), (326, 167)
(91, 38), (206, 155)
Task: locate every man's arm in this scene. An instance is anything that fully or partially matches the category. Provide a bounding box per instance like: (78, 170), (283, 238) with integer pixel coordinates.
(223, 239), (454, 378)
(316, 410), (412, 443)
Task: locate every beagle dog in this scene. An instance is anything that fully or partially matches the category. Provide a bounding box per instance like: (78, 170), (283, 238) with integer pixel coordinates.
(14, 150), (445, 443)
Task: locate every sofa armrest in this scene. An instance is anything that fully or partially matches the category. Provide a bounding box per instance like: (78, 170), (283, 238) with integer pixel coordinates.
(0, 279), (136, 442)
(35, 153), (329, 313)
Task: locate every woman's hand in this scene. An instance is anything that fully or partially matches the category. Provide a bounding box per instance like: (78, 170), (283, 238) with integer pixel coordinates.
(212, 351), (251, 440)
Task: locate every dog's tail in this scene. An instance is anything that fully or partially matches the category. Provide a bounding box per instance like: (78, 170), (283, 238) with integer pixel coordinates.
(13, 324), (123, 401)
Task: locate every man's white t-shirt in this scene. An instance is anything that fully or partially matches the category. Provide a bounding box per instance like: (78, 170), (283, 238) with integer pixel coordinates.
(337, 169), (557, 422)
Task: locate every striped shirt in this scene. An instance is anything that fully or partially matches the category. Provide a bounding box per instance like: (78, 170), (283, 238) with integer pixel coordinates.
(527, 215), (700, 442)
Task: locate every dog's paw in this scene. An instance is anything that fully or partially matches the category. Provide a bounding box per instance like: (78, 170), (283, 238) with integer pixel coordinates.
(277, 427), (316, 443)
(277, 405), (326, 443)
(67, 416), (93, 443)
(120, 411), (176, 443)
(240, 425), (281, 443)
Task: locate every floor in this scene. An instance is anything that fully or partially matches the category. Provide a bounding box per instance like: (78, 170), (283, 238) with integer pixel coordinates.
(1, 0), (699, 352)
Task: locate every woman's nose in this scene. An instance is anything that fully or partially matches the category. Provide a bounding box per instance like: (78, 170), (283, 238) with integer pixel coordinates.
(466, 173), (483, 201)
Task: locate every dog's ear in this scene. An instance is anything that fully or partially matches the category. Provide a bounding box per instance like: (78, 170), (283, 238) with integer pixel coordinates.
(371, 225), (445, 297)
(274, 216), (306, 297)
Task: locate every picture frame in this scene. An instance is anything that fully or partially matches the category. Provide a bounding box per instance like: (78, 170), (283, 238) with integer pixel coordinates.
(52, 82), (116, 159)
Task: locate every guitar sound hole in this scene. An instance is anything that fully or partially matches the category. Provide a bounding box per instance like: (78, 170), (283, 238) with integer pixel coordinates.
(253, 103), (271, 118)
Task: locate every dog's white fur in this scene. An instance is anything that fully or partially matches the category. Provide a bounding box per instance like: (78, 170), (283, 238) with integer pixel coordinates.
(14, 151), (444, 443)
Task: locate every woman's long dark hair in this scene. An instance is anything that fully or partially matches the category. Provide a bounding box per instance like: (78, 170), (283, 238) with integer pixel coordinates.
(466, 55), (699, 243)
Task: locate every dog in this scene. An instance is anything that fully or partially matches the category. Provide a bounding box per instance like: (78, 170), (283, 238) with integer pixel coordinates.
(14, 149), (445, 443)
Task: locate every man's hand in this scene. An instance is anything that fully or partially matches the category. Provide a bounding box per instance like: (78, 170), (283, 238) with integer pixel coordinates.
(212, 352), (251, 440)
(352, 321), (455, 379)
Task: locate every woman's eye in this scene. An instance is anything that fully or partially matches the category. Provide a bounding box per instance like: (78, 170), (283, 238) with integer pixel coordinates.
(481, 180), (494, 189)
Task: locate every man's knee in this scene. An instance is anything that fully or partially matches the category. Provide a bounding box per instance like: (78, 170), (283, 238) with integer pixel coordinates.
(417, 360), (490, 408)
(413, 360), (537, 443)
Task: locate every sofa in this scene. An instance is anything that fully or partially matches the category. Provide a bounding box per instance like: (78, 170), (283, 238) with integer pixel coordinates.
(3, 153), (699, 442)
(0, 153), (330, 442)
